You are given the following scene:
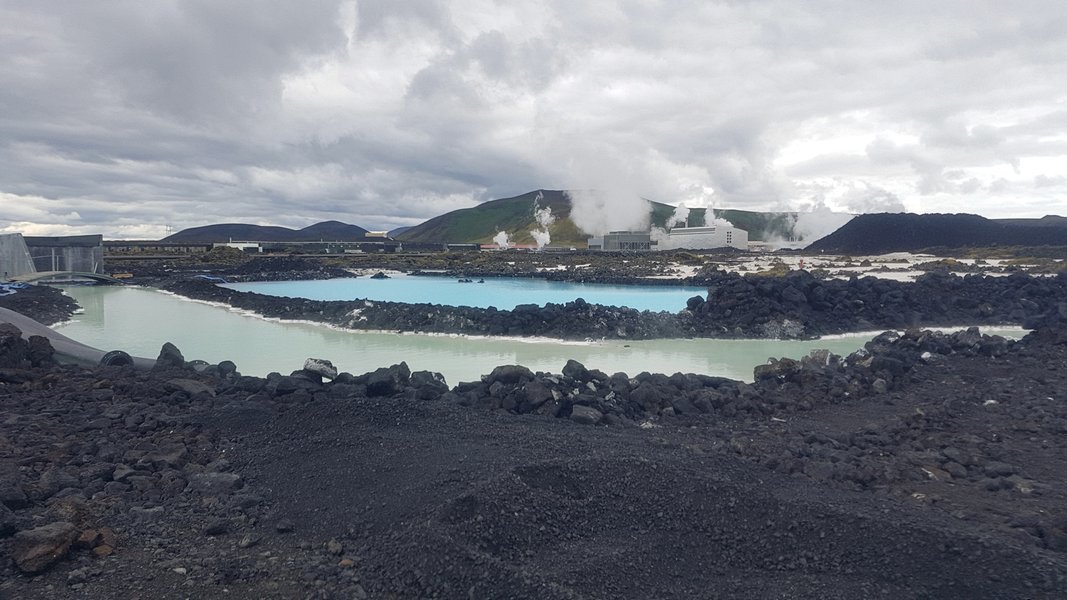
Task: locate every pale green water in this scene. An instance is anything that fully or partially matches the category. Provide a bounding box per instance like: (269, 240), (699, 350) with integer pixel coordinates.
(54, 286), (1026, 385)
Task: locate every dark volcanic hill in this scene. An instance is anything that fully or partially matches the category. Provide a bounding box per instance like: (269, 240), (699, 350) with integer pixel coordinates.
(164, 220), (369, 243)
(806, 213), (1067, 253)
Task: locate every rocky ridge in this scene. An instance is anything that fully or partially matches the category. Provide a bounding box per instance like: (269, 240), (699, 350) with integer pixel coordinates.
(160, 270), (1067, 340)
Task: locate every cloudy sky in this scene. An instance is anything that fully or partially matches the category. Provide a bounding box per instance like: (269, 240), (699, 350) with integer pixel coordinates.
(2, 1), (1065, 238)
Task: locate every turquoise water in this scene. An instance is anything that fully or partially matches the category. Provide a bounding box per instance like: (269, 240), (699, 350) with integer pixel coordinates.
(222, 275), (706, 311)
(53, 286), (1026, 385)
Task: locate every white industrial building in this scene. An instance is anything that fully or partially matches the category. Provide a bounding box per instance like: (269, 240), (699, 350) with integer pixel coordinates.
(655, 225), (748, 251)
(588, 224), (748, 251)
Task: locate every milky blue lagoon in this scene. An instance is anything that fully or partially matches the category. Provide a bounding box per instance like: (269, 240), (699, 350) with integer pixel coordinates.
(54, 286), (1026, 385)
(222, 275), (706, 311)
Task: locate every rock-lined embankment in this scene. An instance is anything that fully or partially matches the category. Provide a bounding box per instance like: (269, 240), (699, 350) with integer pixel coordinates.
(161, 270), (1067, 339)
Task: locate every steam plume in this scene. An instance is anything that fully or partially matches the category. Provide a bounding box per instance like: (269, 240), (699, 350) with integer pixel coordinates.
(703, 208), (734, 228)
(566, 189), (650, 236)
(665, 205), (690, 229)
(492, 230), (511, 249)
(529, 191), (556, 250)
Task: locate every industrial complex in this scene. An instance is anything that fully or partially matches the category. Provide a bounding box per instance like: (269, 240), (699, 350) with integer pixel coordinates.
(587, 224), (749, 251)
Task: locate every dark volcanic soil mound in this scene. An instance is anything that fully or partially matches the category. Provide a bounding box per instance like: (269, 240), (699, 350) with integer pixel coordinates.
(0, 284), (79, 325)
(807, 213), (1067, 253)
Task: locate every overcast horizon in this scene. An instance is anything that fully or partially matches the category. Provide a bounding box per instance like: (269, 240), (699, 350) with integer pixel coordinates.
(2, 1), (1066, 239)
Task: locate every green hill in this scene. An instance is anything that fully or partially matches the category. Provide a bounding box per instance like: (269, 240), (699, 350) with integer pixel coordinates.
(396, 190), (578, 246)
(396, 190), (801, 246)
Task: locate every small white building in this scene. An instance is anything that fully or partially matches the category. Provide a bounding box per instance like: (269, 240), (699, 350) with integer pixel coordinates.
(212, 242), (262, 253)
(656, 225), (748, 251)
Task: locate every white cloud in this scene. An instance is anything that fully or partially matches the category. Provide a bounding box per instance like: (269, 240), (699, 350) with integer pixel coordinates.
(1, 0), (1066, 239)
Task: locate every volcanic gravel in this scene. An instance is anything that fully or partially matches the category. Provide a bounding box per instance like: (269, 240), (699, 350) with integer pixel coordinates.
(2, 307), (1067, 598)
(0, 284), (79, 326)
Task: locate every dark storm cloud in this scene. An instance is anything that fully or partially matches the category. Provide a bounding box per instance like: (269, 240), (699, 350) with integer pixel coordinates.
(1, 0), (1066, 238)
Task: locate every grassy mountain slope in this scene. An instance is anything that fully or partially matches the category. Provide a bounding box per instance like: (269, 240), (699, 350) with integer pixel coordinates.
(647, 202), (797, 241)
(397, 190), (800, 246)
(396, 190), (583, 246)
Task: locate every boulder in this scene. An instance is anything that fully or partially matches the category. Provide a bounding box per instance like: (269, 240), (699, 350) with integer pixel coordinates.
(562, 359), (590, 382)
(410, 370), (448, 399)
(30, 469), (79, 501)
(753, 357), (802, 383)
(154, 342), (185, 369)
(570, 405), (603, 425)
(366, 362), (411, 397)
(519, 381), (553, 412)
(165, 378), (216, 397)
(304, 358), (339, 380)
(187, 472), (244, 495)
(0, 323), (29, 369)
(270, 374), (322, 396)
(485, 364), (534, 385)
(11, 521), (78, 573)
(26, 335), (55, 367)
(630, 383), (664, 412)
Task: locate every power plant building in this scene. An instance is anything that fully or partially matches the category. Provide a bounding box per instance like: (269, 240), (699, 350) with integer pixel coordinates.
(655, 225), (748, 251)
(586, 231), (653, 251)
(588, 225), (748, 251)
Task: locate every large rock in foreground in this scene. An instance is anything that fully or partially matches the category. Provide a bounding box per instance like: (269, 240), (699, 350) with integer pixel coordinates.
(11, 521), (78, 573)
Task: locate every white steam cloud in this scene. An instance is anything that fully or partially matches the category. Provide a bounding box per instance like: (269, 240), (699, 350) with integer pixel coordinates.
(794, 206), (855, 246)
(665, 205), (690, 229)
(704, 208), (735, 228)
(649, 226), (669, 244)
(492, 230), (511, 249)
(530, 229), (550, 249)
(566, 190), (650, 236)
(529, 191), (555, 249)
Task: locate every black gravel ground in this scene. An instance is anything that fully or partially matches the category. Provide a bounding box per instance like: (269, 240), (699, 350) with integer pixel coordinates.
(2, 311), (1067, 598)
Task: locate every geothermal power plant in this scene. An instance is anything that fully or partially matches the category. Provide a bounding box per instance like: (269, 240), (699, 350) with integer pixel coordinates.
(587, 223), (749, 251)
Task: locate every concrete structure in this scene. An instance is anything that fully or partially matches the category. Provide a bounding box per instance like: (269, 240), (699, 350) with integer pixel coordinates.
(588, 225), (748, 252)
(0, 234), (36, 280)
(24, 235), (104, 273)
(213, 242), (263, 253)
(587, 231), (654, 251)
(104, 241), (212, 255)
(655, 225), (748, 251)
